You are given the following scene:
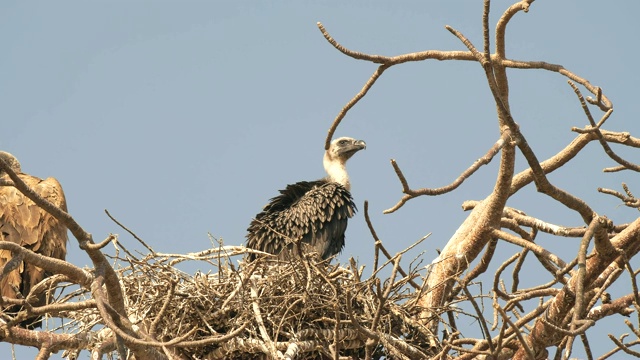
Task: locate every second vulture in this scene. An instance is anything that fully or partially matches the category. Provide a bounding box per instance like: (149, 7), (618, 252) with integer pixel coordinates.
(246, 137), (366, 261)
(0, 151), (68, 329)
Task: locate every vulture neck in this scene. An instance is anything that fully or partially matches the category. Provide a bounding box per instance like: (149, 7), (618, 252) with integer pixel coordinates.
(324, 154), (350, 191)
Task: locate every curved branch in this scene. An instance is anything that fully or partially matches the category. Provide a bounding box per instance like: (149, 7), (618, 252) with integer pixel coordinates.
(495, 0), (534, 58)
(511, 130), (639, 195)
(384, 131), (509, 213)
(0, 242), (91, 287)
(316, 21), (475, 149)
(500, 58), (612, 110)
(325, 64), (389, 149)
(0, 326), (91, 353)
(491, 229), (566, 268)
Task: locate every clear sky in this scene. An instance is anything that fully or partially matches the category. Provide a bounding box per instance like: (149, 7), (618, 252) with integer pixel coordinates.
(1, 1), (639, 358)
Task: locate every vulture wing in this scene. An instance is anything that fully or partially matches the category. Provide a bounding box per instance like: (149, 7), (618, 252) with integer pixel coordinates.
(246, 180), (356, 260)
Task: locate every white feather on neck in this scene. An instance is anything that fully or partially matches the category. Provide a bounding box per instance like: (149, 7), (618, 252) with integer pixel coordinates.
(324, 153), (350, 191)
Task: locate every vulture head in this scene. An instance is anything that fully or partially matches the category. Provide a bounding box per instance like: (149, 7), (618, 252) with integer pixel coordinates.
(0, 151), (22, 175)
(323, 137), (366, 190)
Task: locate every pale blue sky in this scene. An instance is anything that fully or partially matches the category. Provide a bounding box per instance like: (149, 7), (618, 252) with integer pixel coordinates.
(1, 1), (639, 358)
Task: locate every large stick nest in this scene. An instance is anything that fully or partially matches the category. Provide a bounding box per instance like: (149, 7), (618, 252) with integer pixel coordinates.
(51, 236), (436, 359)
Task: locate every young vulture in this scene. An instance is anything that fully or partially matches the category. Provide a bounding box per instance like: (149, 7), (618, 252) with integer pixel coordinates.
(246, 137), (366, 261)
(0, 151), (68, 329)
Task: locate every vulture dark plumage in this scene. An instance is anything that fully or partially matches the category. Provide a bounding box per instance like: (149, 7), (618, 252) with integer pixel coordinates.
(246, 137), (366, 261)
(0, 151), (68, 329)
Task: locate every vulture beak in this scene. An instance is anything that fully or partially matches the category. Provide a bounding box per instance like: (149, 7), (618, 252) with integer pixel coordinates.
(354, 139), (366, 150)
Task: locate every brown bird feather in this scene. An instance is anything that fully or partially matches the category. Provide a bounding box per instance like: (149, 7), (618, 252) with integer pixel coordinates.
(0, 151), (68, 328)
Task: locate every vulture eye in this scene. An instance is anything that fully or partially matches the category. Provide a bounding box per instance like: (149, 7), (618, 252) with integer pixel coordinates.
(339, 139), (348, 146)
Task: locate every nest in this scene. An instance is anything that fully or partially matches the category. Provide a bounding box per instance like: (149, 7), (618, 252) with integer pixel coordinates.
(49, 235), (436, 359)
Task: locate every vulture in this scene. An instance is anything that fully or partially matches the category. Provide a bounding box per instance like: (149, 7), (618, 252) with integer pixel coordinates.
(0, 151), (68, 329)
(246, 137), (366, 261)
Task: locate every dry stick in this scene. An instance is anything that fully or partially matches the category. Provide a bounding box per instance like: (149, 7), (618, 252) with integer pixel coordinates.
(249, 277), (279, 359)
(376, 336), (410, 360)
(599, 186), (640, 209)
(495, 0), (533, 60)
(622, 258), (640, 325)
(384, 132), (508, 213)
(365, 203), (382, 274)
(446, 309), (460, 341)
(491, 292), (501, 331)
(91, 281), (165, 359)
(482, 0), (491, 58)
(586, 294), (635, 321)
(623, 183), (638, 202)
(511, 131), (639, 195)
(35, 345), (51, 360)
(306, 259), (342, 357)
(315, 21), (475, 154)
(462, 285), (495, 354)
(497, 218), (532, 290)
(175, 322), (249, 348)
(512, 247), (529, 293)
(593, 216), (617, 259)
(85, 233), (117, 251)
(93, 269), (201, 350)
(464, 200), (589, 238)
(1, 328), (91, 355)
(607, 334), (640, 357)
(450, 239), (498, 299)
(500, 59), (611, 111)
(501, 217), (532, 240)
(317, 22), (391, 64)
(570, 217), (601, 356)
(492, 319), (510, 358)
(16, 298), (97, 318)
(324, 64), (389, 149)
(0, 242), (91, 288)
(493, 253), (520, 302)
(492, 0), (532, 107)
(625, 319), (640, 339)
(504, 288), (560, 313)
(316, 21), (474, 65)
(332, 302), (340, 360)
(496, 306), (535, 360)
(568, 81), (639, 172)
(591, 86), (604, 109)
(110, 237), (139, 263)
(105, 209), (156, 255)
(600, 339), (640, 360)
(580, 332), (594, 360)
(492, 229), (565, 268)
(448, 342), (493, 357)
(503, 206), (584, 238)
(368, 233), (428, 283)
(345, 287), (378, 341)
(585, 267), (623, 317)
(366, 256), (402, 357)
(150, 280), (177, 338)
(363, 201), (421, 289)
